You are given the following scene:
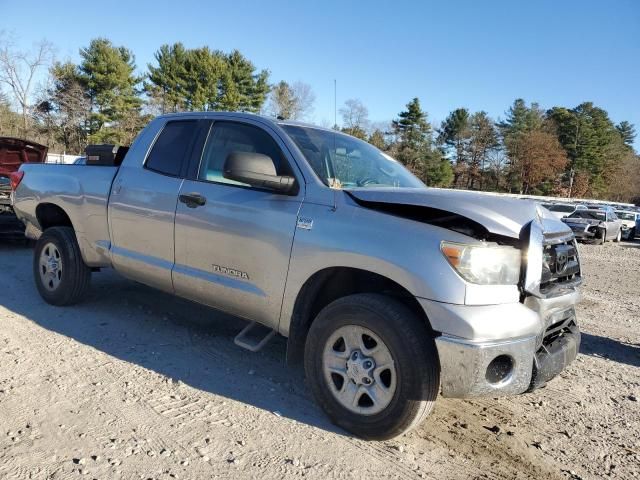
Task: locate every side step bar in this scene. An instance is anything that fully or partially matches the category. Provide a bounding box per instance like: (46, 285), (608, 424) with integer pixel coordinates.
(234, 321), (276, 352)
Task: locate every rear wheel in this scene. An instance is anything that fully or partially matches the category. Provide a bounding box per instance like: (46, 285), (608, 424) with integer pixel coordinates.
(33, 226), (91, 305)
(304, 293), (440, 440)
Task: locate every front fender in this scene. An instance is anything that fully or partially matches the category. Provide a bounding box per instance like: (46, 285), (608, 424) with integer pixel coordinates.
(279, 199), (485, 336)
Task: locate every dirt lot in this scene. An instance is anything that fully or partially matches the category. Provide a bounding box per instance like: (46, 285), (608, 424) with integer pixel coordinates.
(0, 240), (638, 480)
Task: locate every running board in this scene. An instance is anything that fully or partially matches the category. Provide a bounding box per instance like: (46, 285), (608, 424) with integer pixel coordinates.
(234, 321), (276, 352)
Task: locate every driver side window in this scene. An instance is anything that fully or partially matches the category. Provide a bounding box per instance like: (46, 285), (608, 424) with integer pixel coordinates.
(198, 121), (291, 186)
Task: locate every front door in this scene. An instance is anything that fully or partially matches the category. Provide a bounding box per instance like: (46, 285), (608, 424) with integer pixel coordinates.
(172, 120), (304, 328)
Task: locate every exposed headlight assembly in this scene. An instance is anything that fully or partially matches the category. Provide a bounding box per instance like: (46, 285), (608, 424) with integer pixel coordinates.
(441, 241), (521, 285)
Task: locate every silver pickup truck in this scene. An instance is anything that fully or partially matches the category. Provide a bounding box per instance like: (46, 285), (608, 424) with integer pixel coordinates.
(11, 112), (582, 440)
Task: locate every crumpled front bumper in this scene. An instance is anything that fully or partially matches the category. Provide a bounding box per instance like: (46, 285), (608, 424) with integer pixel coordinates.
(420, 289), (581, 398)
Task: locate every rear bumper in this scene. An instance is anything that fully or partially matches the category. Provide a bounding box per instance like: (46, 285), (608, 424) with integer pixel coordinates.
(421, 290), (581, 398)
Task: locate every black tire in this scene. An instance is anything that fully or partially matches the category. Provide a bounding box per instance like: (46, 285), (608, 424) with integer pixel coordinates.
(304, 293), (440, 440)
(630, 228), (636, 240)
(33, 226), (91, 306)
(596, 229), (606, 245)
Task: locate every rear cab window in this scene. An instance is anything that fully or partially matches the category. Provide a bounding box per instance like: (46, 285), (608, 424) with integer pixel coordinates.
(145, 120), (199, 177)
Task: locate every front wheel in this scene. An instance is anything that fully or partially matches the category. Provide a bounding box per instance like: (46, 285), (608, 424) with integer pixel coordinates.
(614, 229), (622, 243)
(33, 226), (91, 305)
(304, 293), (440, 440)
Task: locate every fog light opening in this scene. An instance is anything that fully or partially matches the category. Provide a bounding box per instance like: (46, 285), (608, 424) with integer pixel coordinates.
(486, 355), (514, 385)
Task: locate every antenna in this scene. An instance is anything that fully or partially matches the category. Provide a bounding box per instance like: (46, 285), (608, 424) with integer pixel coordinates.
(334, 79), (337, 129)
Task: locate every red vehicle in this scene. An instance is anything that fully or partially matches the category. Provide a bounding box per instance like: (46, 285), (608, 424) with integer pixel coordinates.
(0, 137), (48, 238)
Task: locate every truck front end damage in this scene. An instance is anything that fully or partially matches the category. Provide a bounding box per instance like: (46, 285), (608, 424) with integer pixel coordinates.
(424, 218), (582, 398)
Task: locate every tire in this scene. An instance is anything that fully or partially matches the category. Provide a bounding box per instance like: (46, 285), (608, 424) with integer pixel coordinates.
(304, 293), (440, 440)
(630, 228), (637, 240)
(596, 229), (606, 245)
(614, 228), (621, 243)
(33, 226), (91, 306)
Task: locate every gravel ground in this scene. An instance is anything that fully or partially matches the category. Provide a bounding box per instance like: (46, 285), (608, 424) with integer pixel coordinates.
(0, 239), (638, 479)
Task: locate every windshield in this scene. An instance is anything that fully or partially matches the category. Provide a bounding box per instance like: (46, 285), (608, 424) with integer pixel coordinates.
(282, 125), (424, 189)
(547, 204), (575, 213)
(569, 211), (605, 221)
(616, 211), (635, 221)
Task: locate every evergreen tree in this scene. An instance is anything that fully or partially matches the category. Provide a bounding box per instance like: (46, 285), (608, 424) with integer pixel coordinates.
(392, 98), (452, 186)
(146, 43), (188, 113)
(616, 120), (636, 148)
(79, 38), (142, 139)
(548, 102), (621, 195)
(368, 129), (386, 150)
(219, 50), (269, 112)
(146, 45), (269, 113)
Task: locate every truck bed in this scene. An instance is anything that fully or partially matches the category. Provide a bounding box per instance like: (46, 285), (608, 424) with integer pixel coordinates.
(12, 164), (119, 263)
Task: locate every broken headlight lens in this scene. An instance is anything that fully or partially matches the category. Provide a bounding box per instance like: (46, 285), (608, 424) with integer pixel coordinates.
(440, 241), (521, 285)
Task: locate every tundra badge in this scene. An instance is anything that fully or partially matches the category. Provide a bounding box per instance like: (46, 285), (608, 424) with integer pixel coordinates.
(297, 217), (314, 230)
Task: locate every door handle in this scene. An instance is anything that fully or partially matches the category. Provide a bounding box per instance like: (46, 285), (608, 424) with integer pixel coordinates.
(179, 193), (207, 208)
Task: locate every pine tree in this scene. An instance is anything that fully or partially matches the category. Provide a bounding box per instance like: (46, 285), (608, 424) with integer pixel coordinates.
(616, 121), (636, 148)
(392, 98), (452, 186)
(146, 43), (189, 113)
(79, 38), (142, 138)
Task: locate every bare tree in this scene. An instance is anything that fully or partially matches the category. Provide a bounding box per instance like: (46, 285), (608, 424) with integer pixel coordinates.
(0, 34), (54, 138)
(340, 98), (369, 131)
(266, 80), (315, 120)
(290, 81), (315, 120)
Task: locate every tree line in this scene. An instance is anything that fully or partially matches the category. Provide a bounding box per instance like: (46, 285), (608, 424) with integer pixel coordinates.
(0, 35), (637, 203)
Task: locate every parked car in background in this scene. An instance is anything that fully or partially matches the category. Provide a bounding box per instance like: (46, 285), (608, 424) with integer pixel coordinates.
(540, 202), (586, 220)
(562, 208), (623, 244)
(615, 210), (638, 240)
(0, 137), (48, 239)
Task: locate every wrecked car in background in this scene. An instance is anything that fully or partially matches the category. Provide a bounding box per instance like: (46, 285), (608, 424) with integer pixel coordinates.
(562, 207), (623, 244)
(0, 137), (48, 239)
(12, 113), (582, 440)
(614, 209), (638, 240)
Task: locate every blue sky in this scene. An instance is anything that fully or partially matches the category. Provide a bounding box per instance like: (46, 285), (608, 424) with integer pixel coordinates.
(2, 0), (639, 143)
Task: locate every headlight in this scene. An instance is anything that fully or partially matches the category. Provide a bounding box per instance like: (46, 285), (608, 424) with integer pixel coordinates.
(441, 241), (521, 285)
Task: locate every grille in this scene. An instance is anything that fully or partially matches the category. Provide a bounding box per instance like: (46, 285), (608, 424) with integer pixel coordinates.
(540, 238), (581, 296)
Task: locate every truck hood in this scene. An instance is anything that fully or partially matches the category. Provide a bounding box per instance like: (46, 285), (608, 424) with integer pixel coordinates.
(346, 187), (571, 240)
(0, 137), (48, 177)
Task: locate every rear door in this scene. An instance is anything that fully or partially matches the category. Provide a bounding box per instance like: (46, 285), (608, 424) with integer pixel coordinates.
(108, 120), (202, 293)
(172, 119), (304, 328)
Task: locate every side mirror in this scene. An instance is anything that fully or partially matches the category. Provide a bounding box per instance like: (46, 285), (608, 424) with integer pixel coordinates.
(223, 152), (296, 194)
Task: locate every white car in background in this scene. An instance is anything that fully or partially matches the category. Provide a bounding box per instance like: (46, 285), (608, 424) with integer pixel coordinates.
(541, 203), (587, 220)
(615, 210), (638, 240)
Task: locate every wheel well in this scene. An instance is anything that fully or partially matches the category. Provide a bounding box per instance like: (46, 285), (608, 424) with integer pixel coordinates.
(36, 203), (73, 231)
(286, 267), (430, 364)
